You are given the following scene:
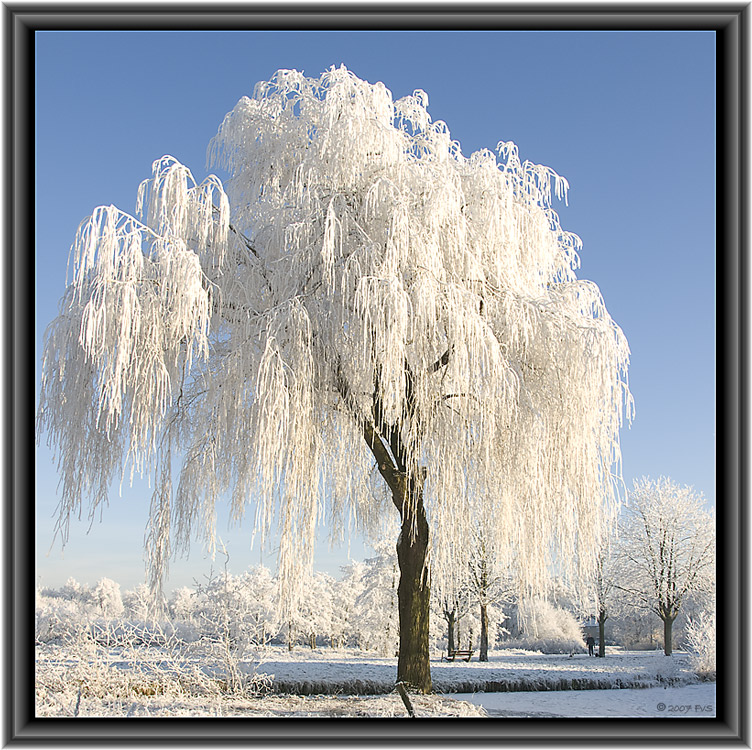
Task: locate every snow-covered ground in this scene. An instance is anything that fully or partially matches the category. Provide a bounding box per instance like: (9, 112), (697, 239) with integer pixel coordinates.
(37, 642), (713, 718)
(452, 683), (716, 718)
(256, 646), (698, 694)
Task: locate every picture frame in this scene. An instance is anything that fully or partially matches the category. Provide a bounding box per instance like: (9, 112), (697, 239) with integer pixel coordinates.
(10, 2), (745, 744)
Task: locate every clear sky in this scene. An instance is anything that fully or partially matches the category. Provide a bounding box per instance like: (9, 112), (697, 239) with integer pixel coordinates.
(35, 30), (716, 593)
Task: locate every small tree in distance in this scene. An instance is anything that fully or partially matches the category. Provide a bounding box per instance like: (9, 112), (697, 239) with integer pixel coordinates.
(467, 528), (516, 661)
(37, 67), (631, 692)
(93, 577), (124, 620)
(590, 537), (621, 657)
(616, 477), (715, 656)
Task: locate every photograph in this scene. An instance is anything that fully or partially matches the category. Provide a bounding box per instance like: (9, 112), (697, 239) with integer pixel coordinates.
(16, 6), (741, 743)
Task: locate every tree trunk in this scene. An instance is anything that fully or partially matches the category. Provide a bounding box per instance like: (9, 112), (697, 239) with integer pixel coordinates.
(354, 367), (432, 693)
(598, 608), (607, 658)
(662, 615), (675, 656)
(445, 609), (456, 654)
(479, 603), (489, 661)
(395, 479), (432, 693)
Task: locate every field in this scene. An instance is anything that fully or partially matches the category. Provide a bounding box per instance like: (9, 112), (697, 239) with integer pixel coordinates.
(36, 639), (715, 718)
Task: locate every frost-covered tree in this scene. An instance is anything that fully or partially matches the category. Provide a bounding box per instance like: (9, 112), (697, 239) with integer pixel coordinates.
(37, 67), (630, 691)
(59, 577), (92, 606)
(122, 583), (154, 622)
(467, 527), (516, 661)
(355, 542), (399, 656)
(332, 559), (367, 649)
(589, 537), (622, 657)
(93, 577), (124, 619)
(240, 565), (279, 646)
(435, 588), (471, 656)
(289, 571), (335, 649)
(169, 586), (196, 623)
(617, 477), (715, 655)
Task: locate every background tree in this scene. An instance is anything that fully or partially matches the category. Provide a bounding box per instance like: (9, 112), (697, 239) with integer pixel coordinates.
(590, 537), (622, 657)
(354, 542), (399, 656)
(434, 588), (471, 657)
(292, 571), (335, 649)
(333, 559), (367, 649)
(122, 583), (155, 622)
(467, 528), (516, 661)
(37, 67), (631, 692)
(93, 577), (124, 620)
(616, 477), (715, 655)
(168, 586), (196, 624)
(240, 565), (279, 647)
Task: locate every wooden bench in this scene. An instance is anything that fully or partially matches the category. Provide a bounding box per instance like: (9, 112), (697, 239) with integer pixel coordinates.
(442, 649), (474, 662)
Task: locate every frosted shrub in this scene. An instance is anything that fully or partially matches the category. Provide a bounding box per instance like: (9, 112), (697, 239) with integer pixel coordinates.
(333, 560), (368, 649)
(36, 612), (273, 716)
(289, 571), (335, 649)
(94, 577), (125, 619)
(169, 586), (195, 620)
(684, 608), (716, 679)
(123, 584), (156, 621)
(508, 598), (586, 654)
(189, 557), (280, 646)
(185, 559), (282, 691)
(35, 586), (94, 644)
(36, 596), (86, 644)
(354, 544), (399, 655)
(59, 577), (94, 605)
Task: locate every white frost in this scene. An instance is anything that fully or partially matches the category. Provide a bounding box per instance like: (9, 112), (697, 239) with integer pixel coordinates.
(38, 67), (631, 615)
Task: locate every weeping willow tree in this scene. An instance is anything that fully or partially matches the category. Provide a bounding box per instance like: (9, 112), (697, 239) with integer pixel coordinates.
(37, 67), (631, 692)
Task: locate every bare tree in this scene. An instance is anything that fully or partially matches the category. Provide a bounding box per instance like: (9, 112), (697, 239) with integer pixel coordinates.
(467, 530), (516, 661)
(616, 477), (715, 655)
(591, 541), (620, 657)
(436, 589), (471, 657)
(37, 67), (630, 691)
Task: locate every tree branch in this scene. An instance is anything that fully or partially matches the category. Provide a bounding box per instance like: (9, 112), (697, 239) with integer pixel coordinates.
(429, 346), (452, 374)
(333, 360), (403, 512)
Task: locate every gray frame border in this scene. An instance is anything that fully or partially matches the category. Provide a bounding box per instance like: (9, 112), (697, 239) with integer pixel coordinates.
(8, 3), (747, 745)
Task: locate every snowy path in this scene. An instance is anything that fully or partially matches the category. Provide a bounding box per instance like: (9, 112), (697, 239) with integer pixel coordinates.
(451, 683), (716, 718)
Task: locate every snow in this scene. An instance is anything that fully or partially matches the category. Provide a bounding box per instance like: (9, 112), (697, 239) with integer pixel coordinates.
(48, 692), (484, 718)
(250, 646), (701, 694)
(453, 684), (715, 718)
(37, 642), (713, 718)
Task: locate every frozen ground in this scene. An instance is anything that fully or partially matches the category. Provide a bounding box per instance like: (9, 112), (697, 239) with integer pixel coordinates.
(257, 646), (697, 694)
(40, 691), (486, 718)
(453, 683), (716, 718)
(37, 643), (713, 718)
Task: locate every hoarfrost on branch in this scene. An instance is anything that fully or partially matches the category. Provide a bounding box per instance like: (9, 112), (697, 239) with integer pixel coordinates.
(38, 66), (632, 612)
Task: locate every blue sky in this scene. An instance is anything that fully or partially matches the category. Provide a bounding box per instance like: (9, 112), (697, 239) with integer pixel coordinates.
(35, 30), (716, 592)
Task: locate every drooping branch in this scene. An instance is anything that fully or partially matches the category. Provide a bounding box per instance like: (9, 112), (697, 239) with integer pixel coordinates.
(227, 219), (260, 260)
(38, 66), (632, 624)
(429, 346), (452, 374)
